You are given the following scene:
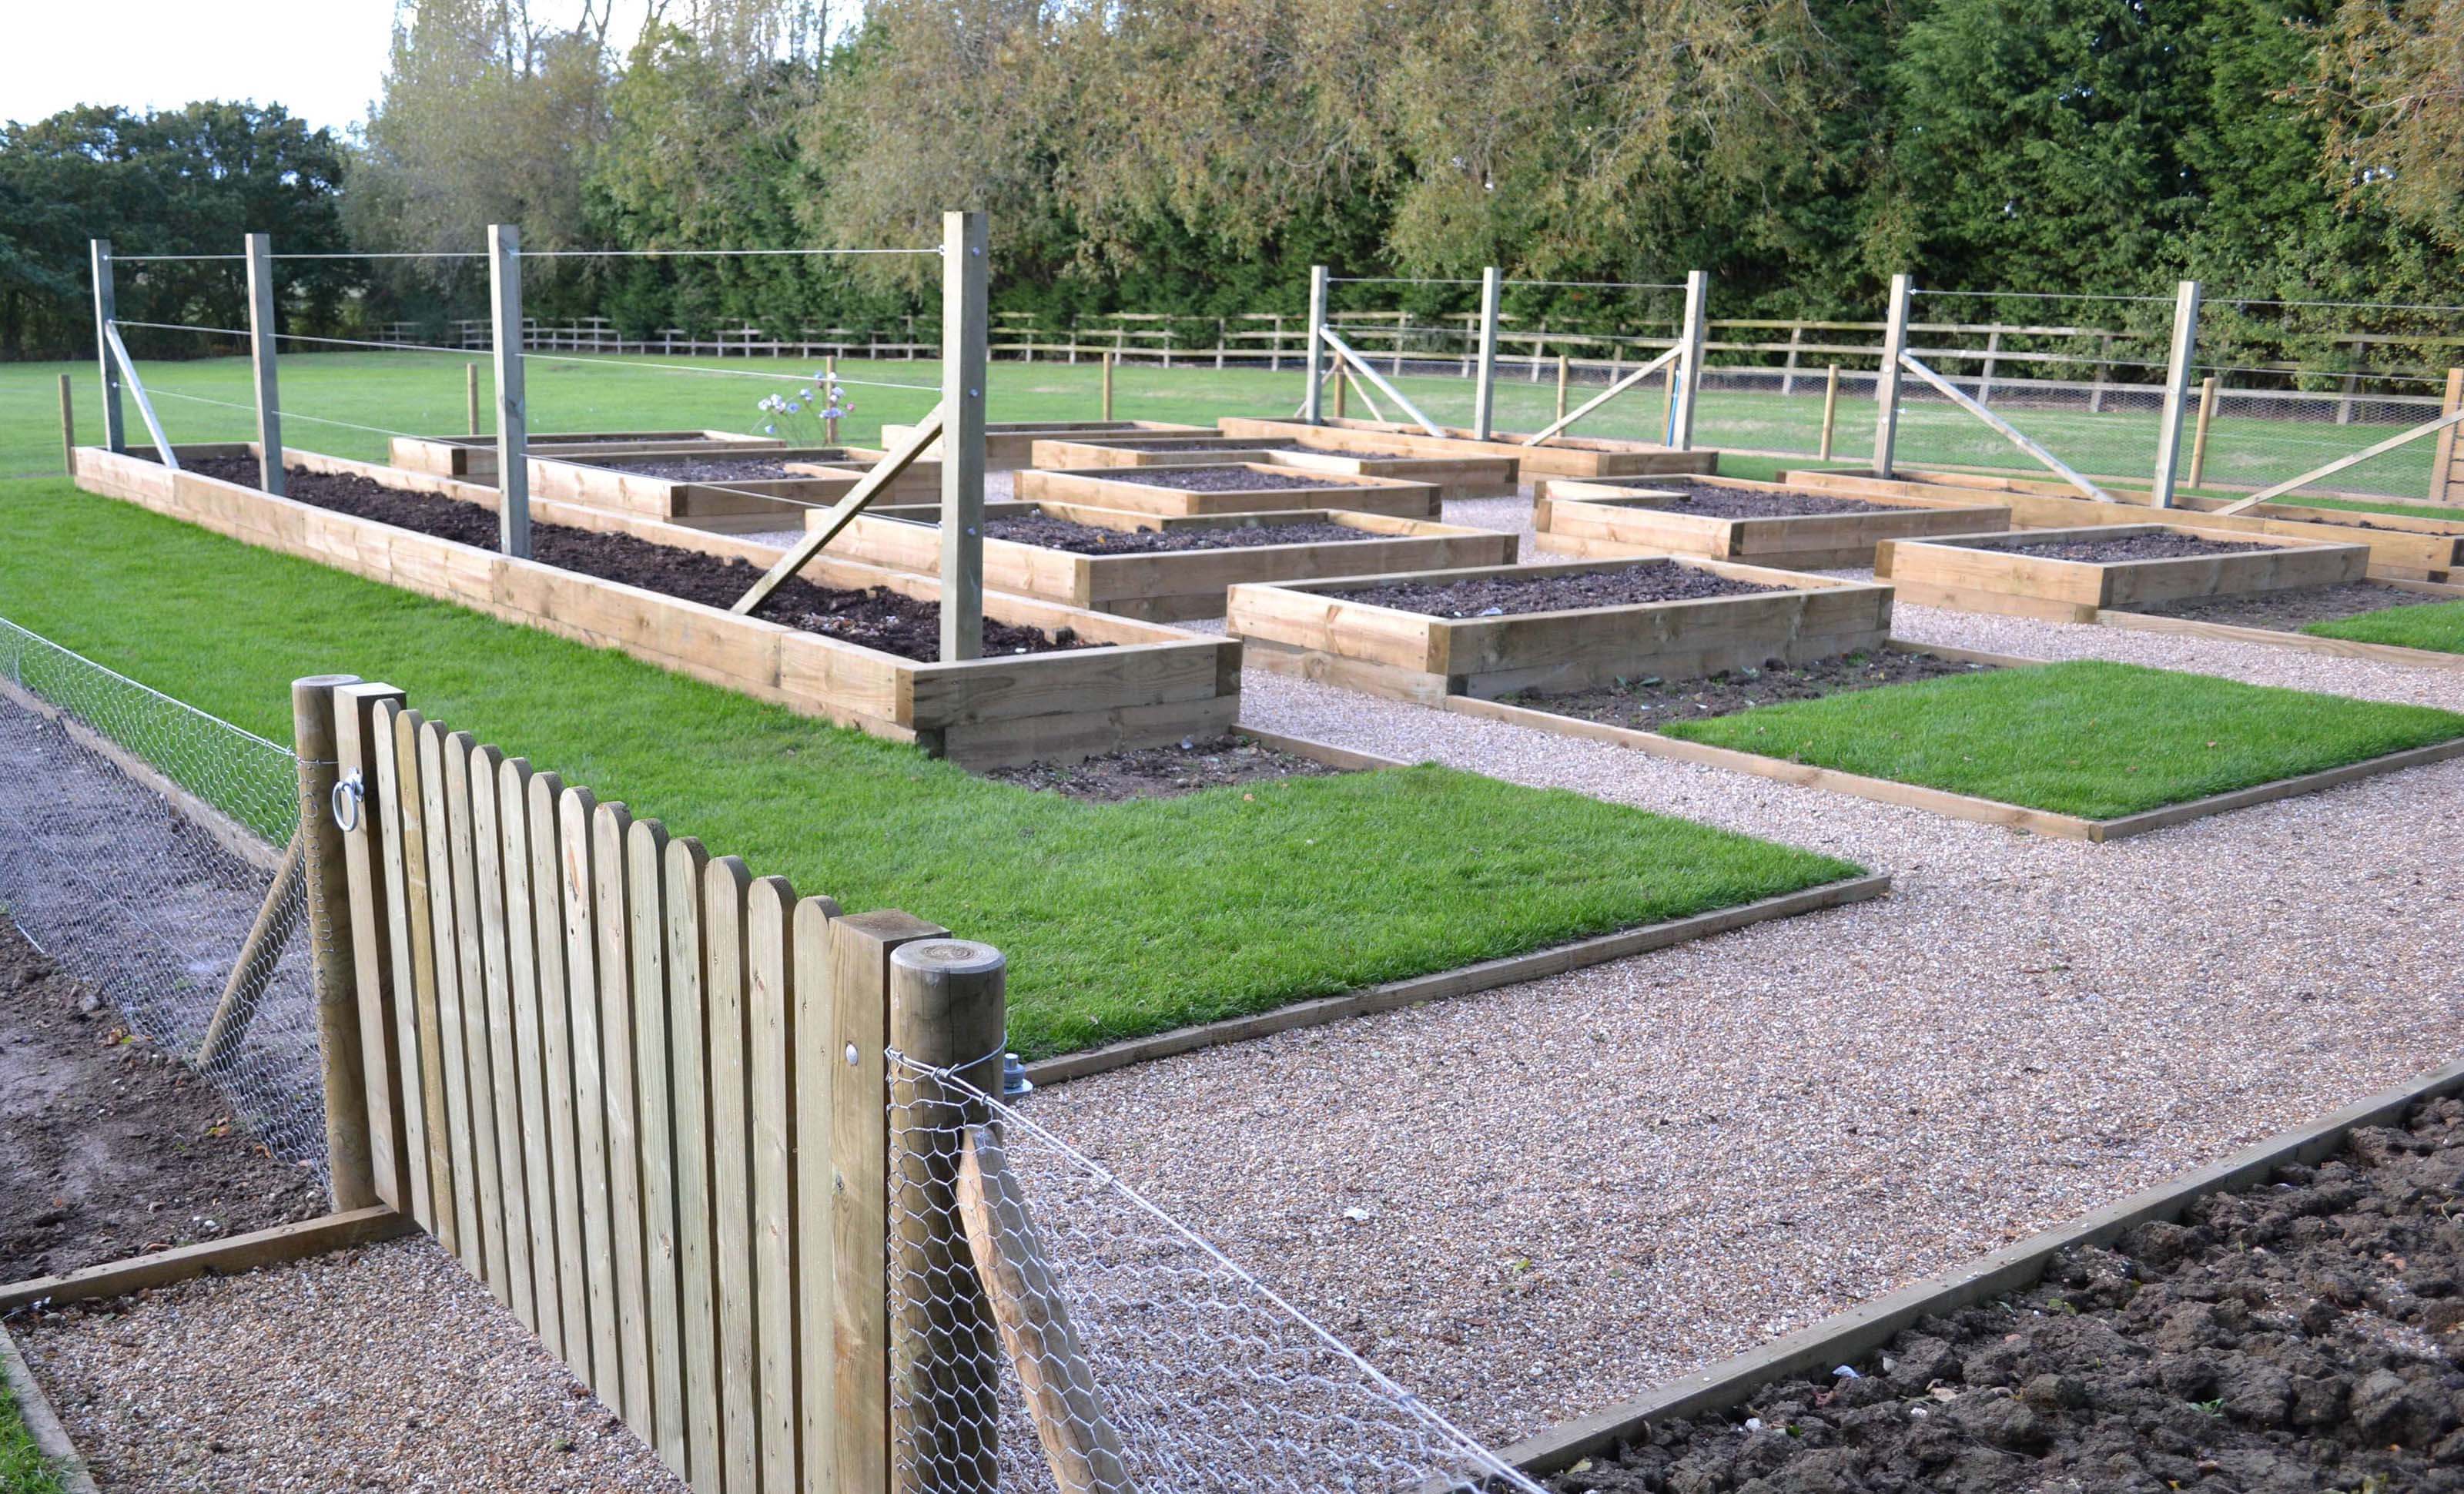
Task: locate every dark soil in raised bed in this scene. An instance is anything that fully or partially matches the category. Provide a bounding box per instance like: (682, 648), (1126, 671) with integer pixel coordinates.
(1093, 440), (1311, 454)
(601, 455), (849, 481)
(1575, 480), (1892, 518)
(187, 458), (1091, 661)
(2004, 532), (2280, 563)
(1119, 467), (1361, 493)
(0, 915), (325, 1282)
(1338, 562), (1786, 619)
(2133, 581), (2444, 629)
(984, 514), (1371, 554)
(1552, 1093), (2464, 1494)
(982, 733), (1348, 802)
(1510, 649), (1993, 729)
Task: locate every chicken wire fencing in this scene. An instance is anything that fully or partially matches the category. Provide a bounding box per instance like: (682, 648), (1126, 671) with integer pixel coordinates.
(884, 1050), (1543, 1494)
(0, 617), (330, 1178)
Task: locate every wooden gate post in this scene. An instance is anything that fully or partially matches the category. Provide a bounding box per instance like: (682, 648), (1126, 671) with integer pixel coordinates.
(295, 673), (381, 1211)
(888, 938), (1006, 1494)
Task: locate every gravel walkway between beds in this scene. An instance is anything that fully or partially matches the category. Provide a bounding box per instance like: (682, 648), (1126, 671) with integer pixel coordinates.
(1006, 579), (2464, 1445)
(14, 1235), (684, 1492)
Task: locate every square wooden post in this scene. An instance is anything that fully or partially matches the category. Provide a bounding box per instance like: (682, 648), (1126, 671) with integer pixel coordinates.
(245, 233), (287, 497)
(331, 680), (411, 1210)
(1873, 273), (1913, 477)
(2432, 367), (2462, 507)
(2150, 280), (2203, 509)
(939, 209), (989, 663)
(294, 674), (381, 1211)
(1669, 270), (1710, 451)
(90, 240), (125, 454)
(488, 223), (531, 559)
(1302, 266), (1330, 424)
(1471, 266), (1502, 440)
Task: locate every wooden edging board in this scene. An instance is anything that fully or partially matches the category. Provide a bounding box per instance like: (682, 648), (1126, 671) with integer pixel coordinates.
(1441, 672), (2464, 842)
(71, 444), (1241, 769)
(1782, 466), (2463, 583)
(1502, 1052), (2464, 1476)
(0, 1207), (413, 1313)
(527, 449), (943, 528)
(1029, 437), (1522, 501)
(1019, 464), (1443, 520)
(1218, 417), (1724, 480)
(882, 420), (1209, 471)
(390, 430), (783, 480)
(0, 1325), (101, 1494)
(1533, 475), (2012, 571)
(1876, 524), (2370, 623)
(1023, 872), (1893, 1087)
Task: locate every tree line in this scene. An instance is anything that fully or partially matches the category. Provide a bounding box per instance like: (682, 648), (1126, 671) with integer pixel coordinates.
(3, 0), (2458, 364)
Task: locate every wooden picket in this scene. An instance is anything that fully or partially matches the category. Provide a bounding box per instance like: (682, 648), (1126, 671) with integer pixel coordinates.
(333, 692), (909, 1494)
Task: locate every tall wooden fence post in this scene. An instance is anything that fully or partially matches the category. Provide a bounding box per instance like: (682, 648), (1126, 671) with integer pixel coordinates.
(939, 209), (989, 664)
(58, 374), (74, 474)
(466, 363), (480, 437)
(1819, 363), (1841, 461)
(89, 240), (125, 454)
(295, 673), (381, 1211)
(2432, 367), (2462, 507)
(1873, 274), (1913, 477)
(1555, 355), (1569, 424)
(1471, 266), (1502, 440)
(1100, 353), (1114, 422)
(2149, 279), (2202, 509)
(245, 233), (287, 497)
(1302, 266), (1330, 423)
(888, 938), (1006, 1494)
(488, 223), (531, 559)
(1669, 270), (1709, 451)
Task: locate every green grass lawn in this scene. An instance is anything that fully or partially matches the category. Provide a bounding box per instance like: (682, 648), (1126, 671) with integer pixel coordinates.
(2302, 598), (2464, 655)
(0, 478), (1861, 1056)
(0, 1379), (64, 1494)
(1658, 660), (2464, 819)
(2, 348), (2450, 511)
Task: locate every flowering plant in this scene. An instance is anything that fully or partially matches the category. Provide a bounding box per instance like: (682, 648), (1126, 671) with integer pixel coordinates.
(756, 370), (853, 446)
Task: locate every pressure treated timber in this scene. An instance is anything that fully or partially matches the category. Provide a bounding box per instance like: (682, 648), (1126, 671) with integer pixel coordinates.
(1445, 689), (2464, 842)
(1016, 464), (1442, 520)
(1217, 415), (1722, 480)
(1226, 557), (1893, 703)
(526, 449), (943, 531)
(814, 503), (1517, 621)
(0, 1207), (413, 1312)
(879, 419), (1209, 470)
(1876, 524), (2369, 623)
(390, 429), (785, 481)
(72, 444), (1240, 768)
(1029, 437), (1520, 500)
(1534, 475), (2011, 570)
(1781, 464), (2464, 583)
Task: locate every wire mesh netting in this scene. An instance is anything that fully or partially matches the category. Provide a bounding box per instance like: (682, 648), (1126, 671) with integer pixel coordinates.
(0, 618), (329, 1177)
(885, 1051), (1543, 1494)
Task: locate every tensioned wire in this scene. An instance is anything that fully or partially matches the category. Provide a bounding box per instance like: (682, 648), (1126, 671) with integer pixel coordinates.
(111, 246), (931, 262)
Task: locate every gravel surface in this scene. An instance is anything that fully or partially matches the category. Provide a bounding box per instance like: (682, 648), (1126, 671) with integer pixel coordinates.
(16, 1236), (684, 1492)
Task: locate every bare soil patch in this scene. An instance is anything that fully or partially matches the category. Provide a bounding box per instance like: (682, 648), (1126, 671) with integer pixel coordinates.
(985, 514), (1371, 554)
(187, 459), (1090, 661)
(1575, 481), (1892, 518)
(0, 914), (323, 1284)
(1509, 649), (1991, 729)
(2134, 581), (2443, 630)
(1120, 467), (1361, 493)
(1338, 562), (1786, 619)
(1554, 1094), (2464, 1494)
(982, 732), (1349, 802)
(2005, 533), (2279, 562)
(1094, 440), (1311, 454)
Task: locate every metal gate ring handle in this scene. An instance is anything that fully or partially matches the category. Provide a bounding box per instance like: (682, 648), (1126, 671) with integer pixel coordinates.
(330, 770), (365, 833)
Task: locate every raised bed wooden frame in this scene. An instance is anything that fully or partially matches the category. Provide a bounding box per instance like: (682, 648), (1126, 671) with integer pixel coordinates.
(1533, 474), (2012, 570)
(1876, 524), (2371, 623)
(812, 503), (1518, 621)
(879, 419), (1210, 470)
(1216, 415), (1722, 480)
(1783, 465), (2464, 583)
(1029, 437), (1521, 500)
(1226, 558), (1893, 703)
(524, 449), (943, 534)
(1016, 464), (1444, 519)
(390, 429), (785, 480)
(69, 443), (1242, 767)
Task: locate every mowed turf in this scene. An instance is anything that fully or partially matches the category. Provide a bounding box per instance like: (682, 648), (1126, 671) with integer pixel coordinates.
(1658, 659), (2464, 820)
(0, 479), (1862, 1057)
(0, 1379), (63, 1494)
(2302, 598), (2464, 655)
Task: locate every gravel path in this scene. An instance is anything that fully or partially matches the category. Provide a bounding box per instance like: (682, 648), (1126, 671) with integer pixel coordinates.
(19, 484), (2464, 1472)
(15, 1237), (683, 1492)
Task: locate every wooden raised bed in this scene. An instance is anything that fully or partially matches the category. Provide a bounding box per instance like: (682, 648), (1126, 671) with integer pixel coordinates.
(1533, 476), (2011, 570)
(1216, 416), (1721, 480)
(71, 444), (1241, 767)
(1227, 558), (1893, 703)
(1016, 464), (1443, 519)
(815, 504), (1517, 621)
(878, 420), (1210, 470)
(1782, 466), (2464, 583)
(390, 429), (785, 481)
(526, 450), (943, 533)
(1030, 437), (1520, 500)
(1876, 524), (2371, 623)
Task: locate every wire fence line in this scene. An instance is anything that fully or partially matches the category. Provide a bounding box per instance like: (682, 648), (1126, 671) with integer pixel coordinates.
(0, 618), (330, 1177)
(886, 1050), (1543, 1494)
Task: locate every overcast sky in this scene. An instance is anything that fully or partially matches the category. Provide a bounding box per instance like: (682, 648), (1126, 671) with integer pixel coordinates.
(1, 1), (644, 136)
